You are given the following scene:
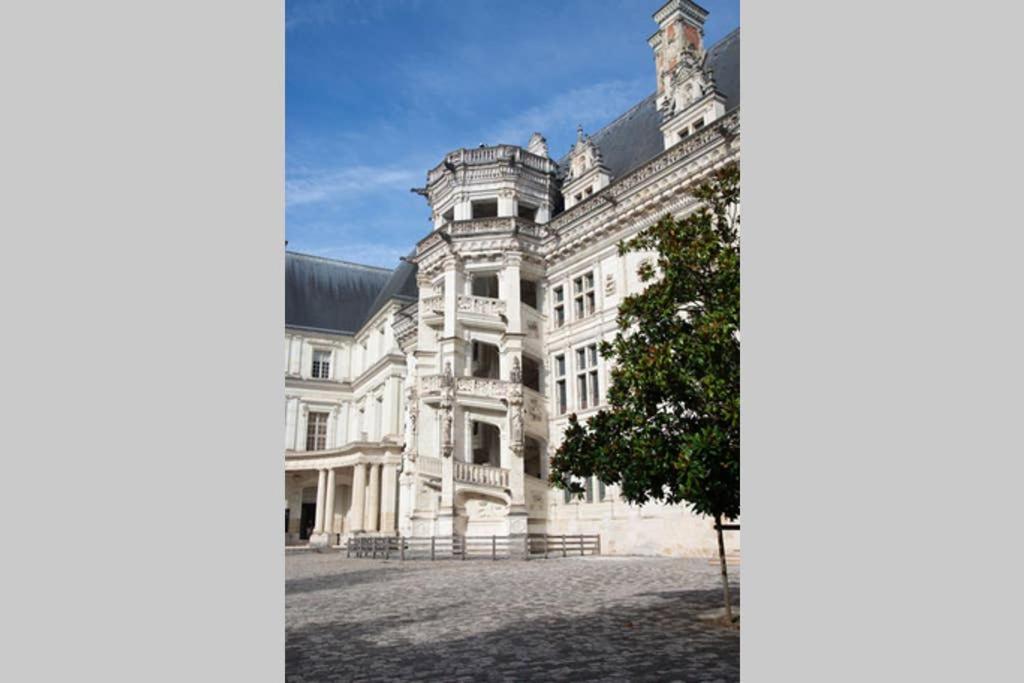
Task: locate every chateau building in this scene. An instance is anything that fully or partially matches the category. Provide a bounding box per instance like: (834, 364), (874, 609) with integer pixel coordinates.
(285, 0), (739, 557)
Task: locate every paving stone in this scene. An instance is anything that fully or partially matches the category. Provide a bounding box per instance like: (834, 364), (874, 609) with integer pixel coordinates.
(287, 554), (739, 682)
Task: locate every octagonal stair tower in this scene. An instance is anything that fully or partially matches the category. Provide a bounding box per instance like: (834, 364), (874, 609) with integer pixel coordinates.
(407, 134), (557, 540)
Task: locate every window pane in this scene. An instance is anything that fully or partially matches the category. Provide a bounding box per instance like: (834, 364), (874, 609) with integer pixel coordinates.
(576, 349), (586, 369)
(578, 376), (587, 409)
(555, 355), (564, 376)
(590, 371), (599, 406)
(588, 345), (597, 365)
(585, 273), (594, 289)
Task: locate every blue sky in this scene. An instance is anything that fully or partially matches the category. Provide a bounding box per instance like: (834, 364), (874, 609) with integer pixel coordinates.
(286, 0), (740, 268)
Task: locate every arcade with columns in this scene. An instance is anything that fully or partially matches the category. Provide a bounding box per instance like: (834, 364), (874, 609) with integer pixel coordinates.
(285, 0), (741, 558)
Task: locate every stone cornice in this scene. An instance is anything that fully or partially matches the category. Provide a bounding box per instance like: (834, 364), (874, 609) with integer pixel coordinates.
(286, 377), (353, 393)
(284, 442), (404, 471)
(543, 108), (739, 262)
(351, 352), (406, 390)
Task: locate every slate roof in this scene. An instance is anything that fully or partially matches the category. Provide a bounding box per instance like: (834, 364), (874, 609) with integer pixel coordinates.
(285, 252), (393, 335)
(557, 27), (739, 182)
(364, 250), (419, 322)
(285, 29), (737, 337)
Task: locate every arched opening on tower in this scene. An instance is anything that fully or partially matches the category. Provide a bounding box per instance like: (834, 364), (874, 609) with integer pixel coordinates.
(520, 278), (538, 309)
(524, 436), (543, 478)
(471, 341), (500, 379)
(471, 273), (499, 298)
(522, 354), (541, 393)
(471, 421), (501, 467)
(471, 199), (498, 219)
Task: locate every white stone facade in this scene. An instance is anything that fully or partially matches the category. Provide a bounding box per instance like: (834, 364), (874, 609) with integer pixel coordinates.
(285, 0), (740, 558)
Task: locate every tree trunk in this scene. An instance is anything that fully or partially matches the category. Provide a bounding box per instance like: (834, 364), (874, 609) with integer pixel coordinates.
(715, 513), (734, 623)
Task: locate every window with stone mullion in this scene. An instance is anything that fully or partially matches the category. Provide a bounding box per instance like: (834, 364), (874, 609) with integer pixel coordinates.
(306, 411), (329, 451)
(312, 349), (331, 379)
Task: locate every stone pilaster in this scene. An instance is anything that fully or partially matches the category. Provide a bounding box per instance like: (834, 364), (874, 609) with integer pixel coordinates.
(380, 463), (398, 534)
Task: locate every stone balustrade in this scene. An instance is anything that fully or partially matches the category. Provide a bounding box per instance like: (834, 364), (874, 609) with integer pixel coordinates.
(443, 216), (545, 239)
(454, 461), (510, 489)
(455, 376), (510, 399)
(422, 294), (444, 313)
(421, 375), (442, 394)
(417, 455), (443, 478)
(427, 145), (558, 184)
(419, 375), (509, 400)
(457, 294), (506, 317)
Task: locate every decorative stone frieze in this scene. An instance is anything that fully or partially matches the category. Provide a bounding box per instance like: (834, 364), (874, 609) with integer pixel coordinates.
(457, 294), (506, 317)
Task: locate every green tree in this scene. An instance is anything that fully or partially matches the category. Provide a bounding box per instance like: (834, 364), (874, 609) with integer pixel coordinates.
(549, 161), (740, 622)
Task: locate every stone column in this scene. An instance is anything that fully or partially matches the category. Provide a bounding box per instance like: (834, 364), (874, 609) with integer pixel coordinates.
(313, 469), (327, 534)
(323, 468), (337, 536)
(497, 189), (515, 217)
(349, 463), (367, 533)
(380, 463), (398, 534)
(453, 193), (471, 221)
(365, 463), (382, 532)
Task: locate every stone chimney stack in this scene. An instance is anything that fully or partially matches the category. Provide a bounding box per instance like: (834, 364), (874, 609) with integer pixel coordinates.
(648, 0), (708, 99)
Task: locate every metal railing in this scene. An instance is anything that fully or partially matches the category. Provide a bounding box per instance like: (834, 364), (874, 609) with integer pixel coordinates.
(345, 534), (601, 561)
(527, 534), (601, 558)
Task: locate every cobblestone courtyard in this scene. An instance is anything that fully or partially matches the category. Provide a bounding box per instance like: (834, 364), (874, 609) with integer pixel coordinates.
(286, 551), (739, 682)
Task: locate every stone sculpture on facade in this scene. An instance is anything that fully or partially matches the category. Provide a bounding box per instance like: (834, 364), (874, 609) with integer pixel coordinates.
(508, 356), (524, 454)
(441, 362), (454, 458)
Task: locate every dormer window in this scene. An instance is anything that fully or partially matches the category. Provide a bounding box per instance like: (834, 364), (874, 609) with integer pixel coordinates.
(693, 117), (705, 131)
(574, 193), (583, 203)
(585, 187), (593, 197)
(311, 349), (331, 379)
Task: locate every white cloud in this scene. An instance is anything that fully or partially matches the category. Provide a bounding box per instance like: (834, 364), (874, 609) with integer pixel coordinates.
(286, 165), (419, 207)
(488, 78), (650, 150)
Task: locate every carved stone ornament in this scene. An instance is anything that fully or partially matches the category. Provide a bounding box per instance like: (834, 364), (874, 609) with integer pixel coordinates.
(510, 404), (524, 454)
(404, 385), (418, 458)
(604, 273), (616, 296)
(442, 409), (453, 458)
(510, 356), (522, 385)
(441, 362), (454, 458)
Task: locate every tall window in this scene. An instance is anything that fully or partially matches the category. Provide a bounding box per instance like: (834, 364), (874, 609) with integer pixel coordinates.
(554, 353), (567, 415)
(553, 286), (565, 328)
(311, 350), (331, 379)
(575, 344), (599, 410)
(573, 272), (595, 319)
(563, 476), (607, 504)
(306, 411), (328, 451)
